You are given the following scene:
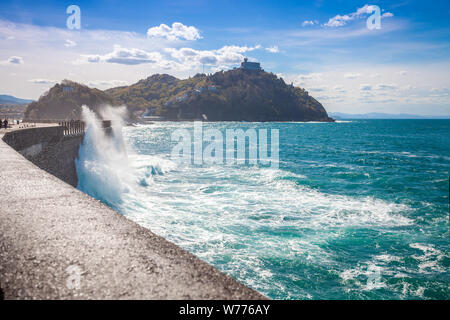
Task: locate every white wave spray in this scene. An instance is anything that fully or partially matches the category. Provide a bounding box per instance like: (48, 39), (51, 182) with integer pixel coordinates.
(75, 105), (132, 206)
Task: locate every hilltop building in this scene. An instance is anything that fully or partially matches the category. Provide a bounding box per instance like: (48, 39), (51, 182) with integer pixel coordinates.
(240, 58), (261, 71)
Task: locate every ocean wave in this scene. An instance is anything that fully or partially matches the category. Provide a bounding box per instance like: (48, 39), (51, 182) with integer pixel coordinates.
(76, 119), (448, 300)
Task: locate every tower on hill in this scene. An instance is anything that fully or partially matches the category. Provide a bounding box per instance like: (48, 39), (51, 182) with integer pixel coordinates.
(240, 58), (261, 71)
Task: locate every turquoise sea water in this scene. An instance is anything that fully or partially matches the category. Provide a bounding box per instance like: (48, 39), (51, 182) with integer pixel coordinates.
(76, 119), (449, 299)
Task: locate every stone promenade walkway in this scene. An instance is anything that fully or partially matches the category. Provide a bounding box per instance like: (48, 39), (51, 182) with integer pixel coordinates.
(0, 126), (265, 299)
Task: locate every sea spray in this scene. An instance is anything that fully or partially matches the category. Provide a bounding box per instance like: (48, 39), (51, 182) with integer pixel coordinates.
(75, 105), (132, 207)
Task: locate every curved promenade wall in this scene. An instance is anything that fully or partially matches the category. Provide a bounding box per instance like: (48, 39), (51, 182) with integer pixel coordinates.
(2, 126), (82, 187)
(0, 126), (265, 299)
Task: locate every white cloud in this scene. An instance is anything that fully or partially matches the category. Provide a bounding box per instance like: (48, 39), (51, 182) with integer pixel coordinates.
(316, 94), (345, 102)
(324, 14), (353, 27)
(429, 88), (450, 98)
(29, 78), (129, 89)
(396, 70), (407, 76)
(8, 56), (23, 64)
(166, 45), (262, 67)
(147, 22), (201, 41)
(86, 80), (130, 89)
(64, 39), (77, 47)
(265, 45), (279, 53)
(302, 20), (318, 27)
(0, 56), (24, 65)
(375, 83), (398, 90)
(218, 44), (261, 53)
(274, 66), (450, 115)
(295, 73), (323, 82)
(333, 85), (346, 93)
(324, 4), (393, 28)
(28, 79), (58, 85)
(79, 44), (164, 65)
(344, 72), (361, 79)
(308, 86), (327, 92)
(77, 43), (262, 71)
(355, 4), (373, 16)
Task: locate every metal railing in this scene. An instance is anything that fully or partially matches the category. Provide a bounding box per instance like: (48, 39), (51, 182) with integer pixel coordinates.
(22, 119), (62, 124)
(59, 120), (85, 136)
(20, 119), (112, 136)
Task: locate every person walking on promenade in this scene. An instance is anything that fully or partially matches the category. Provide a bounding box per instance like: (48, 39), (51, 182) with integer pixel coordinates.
(3, 119), (8, 129)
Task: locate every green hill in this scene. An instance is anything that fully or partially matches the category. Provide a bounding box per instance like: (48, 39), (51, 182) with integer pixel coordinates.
(107, 69), (333, 122)
(24, 80), (119, 121)
(25, 69), (333, 122)
(105, 74), (180, 117)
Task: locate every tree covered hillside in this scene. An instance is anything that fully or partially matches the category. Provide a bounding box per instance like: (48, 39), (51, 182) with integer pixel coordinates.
(24, 80), (119, 120)
(24, 70), (333, 122)
(106, 69), (333, 122)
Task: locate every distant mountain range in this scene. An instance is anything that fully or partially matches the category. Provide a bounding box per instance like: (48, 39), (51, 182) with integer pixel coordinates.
(0, 94), (34, 105)
(329, 112), (450, 120)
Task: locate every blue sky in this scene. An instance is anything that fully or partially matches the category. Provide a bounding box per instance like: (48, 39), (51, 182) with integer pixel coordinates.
(1, 0), (449, 115)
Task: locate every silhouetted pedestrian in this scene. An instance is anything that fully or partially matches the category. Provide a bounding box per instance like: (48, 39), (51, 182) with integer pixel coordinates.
(3, 119), (8, 129)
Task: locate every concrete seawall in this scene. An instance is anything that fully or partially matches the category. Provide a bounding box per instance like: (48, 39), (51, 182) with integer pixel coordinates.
(0, 126), (265, 299)
(2, 126), (82, 187)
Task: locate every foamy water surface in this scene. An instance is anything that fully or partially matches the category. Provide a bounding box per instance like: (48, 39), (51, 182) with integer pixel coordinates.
(76, 116), (450, 299)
